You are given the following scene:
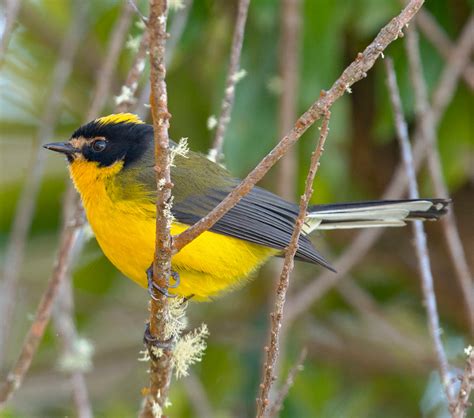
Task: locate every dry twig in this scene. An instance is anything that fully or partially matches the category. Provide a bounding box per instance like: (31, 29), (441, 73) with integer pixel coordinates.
(0, 0), (88, 368)
(405, 21), (474, 336)
(268, 348), (307, 418)
(173, 0), (426, 254)
(385, 56), (454, 405)
(452, 346), (474, 418)
(0, 197), (85, 406)
(256, 111), (331, 417)
(139, 1), (174, 416)
(209, 0), (251, 163)
(277, 0), (301, 200)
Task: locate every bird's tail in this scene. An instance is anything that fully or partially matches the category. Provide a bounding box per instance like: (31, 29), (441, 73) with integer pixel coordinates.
(304, 198), (450, 233)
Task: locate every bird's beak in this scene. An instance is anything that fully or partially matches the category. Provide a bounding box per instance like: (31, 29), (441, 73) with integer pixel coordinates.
(43, 142), (78, 156)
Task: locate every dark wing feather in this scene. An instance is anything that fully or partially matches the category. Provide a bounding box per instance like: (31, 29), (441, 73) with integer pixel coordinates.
(173, 181), (334, 270)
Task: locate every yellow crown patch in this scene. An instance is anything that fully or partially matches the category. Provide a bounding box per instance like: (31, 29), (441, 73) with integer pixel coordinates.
(95, 113), (145, 126)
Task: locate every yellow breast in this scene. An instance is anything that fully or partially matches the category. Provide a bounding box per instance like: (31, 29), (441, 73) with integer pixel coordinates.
(68, 159), (276, 300)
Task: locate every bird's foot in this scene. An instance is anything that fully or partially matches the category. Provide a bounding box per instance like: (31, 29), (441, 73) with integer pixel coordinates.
(146, 264), (180, 300)
(143, 323), (174, 352)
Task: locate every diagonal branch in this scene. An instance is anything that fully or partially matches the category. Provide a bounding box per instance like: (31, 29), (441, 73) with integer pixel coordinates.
(385, 56), (454, 405)
(209, 0), (251, 163)
(0, 0), (88, 369)
(256, 111), (331, 417)
(173, 0), (426, 254)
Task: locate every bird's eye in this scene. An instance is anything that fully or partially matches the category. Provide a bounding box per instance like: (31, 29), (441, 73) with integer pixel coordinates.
(91, 139), (107, 152)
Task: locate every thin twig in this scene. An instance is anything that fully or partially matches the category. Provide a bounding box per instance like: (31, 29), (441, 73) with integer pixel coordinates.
(209, 0), (251, 163)
(116, 33), (149, 113)
(277, 0), (301, 200)
(136, 0), (194, 120)
(173, 0), (426, 254)
(0, 196), (85, 406)
(406, 21), (474, 336)
(139, 1), (174, 416)
(0, 1), (88, 368)
(268, 347), (307, 418)
(452, 346), (474, 418)
(416, 10), (474, 90)
(0, 0), (21, 68)
(385, 56), (454, 405)
(256, 111), (331, 417)
(87, 1), (134, 119)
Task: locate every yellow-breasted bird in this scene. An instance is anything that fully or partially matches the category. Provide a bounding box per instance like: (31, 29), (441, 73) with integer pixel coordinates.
(44, 113), (450, 300)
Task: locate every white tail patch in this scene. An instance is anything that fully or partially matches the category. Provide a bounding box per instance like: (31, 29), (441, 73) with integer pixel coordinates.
(304, 200), (434, 233)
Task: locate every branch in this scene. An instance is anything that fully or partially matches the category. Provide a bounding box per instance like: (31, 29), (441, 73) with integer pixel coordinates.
(256, 111), (331, 417)
(0, 193), (85, 406)
(208, 0), (251, 163)
(0, 0), (21, 68)
(277, 0), (301, 200)
(406, 20), (474, 336)
(416, 10), (474, 90)
(0, 0), (88, 368)
(452, 346), (474, 418)
(136, 0), (194, 120)
(385, 56), (454, 405)
(268, 347), (307, 418)
(173, 0), (426, 253)
(139, 1), (174, 416)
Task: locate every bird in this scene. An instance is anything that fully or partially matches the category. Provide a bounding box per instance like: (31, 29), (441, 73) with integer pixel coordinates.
(44, 113), (450, 301)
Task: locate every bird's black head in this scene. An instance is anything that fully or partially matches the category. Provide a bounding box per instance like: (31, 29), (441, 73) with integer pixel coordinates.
(44, 113), (153, 168)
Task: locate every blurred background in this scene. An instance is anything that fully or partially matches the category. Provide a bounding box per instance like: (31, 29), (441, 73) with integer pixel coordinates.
(0, 0), (473, 417)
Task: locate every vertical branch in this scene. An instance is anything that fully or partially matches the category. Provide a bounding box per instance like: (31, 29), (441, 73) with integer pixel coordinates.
(0, 0), (21, 67)
(256, 112), (331, 417)
(136, 0), (194, 120)
(277, 0), (301, 200)
(0, 0), (88, 368)
(209, 0), (251, 163)
(140, 1), (174, 416)
(385, 56), (454, 405)
(268, 348), (307, 418)
(452, 346), (474, 418)
(406, 21), (474, 336)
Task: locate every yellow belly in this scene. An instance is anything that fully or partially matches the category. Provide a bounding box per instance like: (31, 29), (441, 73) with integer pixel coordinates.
(70, 160), (276, 300)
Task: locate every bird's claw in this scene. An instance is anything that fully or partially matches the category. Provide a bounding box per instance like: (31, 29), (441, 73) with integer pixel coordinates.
(146, 264), (180, 299)
(143, 322), (174, 350)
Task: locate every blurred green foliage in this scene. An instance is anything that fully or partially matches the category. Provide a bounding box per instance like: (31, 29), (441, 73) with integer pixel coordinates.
(1, 0), (473, 417)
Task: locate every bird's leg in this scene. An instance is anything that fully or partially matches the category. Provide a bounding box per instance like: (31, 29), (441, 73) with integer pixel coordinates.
(146, 264), (180, 300)
(143, 322), (174, 350)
